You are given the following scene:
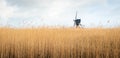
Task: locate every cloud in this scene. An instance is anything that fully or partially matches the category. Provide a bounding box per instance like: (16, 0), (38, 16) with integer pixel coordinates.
(0, 0), (14, 19)
(0, 0), (120, 28)
(6, 0), (54, 9)
(0, 0), (15, 26)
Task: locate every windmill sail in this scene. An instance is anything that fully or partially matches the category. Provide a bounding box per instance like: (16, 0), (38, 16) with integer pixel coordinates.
(75, 11), (77, 20)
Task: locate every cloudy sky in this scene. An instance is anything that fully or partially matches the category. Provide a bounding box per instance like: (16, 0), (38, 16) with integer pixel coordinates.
(0, 0), (120, 28)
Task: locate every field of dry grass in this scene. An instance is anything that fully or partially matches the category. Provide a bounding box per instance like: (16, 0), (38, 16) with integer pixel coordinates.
(0, 27), (120, 58)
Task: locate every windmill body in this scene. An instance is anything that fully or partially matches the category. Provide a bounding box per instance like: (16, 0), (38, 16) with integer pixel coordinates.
(73, 12), (81, 28)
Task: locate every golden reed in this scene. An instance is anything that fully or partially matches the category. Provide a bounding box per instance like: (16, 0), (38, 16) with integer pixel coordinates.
(0, 28), (120, 58)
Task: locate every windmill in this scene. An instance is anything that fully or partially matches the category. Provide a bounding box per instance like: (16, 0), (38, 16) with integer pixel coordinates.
(73, 11), (81, 28)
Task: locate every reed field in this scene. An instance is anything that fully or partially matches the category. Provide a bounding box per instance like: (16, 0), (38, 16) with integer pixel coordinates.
(0, 27), (120, 58)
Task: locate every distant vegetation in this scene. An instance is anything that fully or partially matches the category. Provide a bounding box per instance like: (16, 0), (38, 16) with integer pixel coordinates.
(0, 28), (120, 58)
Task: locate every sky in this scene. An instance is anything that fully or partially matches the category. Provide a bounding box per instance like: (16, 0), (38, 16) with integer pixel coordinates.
(0, 0), (120, 28)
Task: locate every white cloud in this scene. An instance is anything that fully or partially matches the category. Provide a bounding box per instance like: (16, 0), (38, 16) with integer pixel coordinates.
(0, 0), (120, 28)
(0, 0), (15, 19)
(0, 0), (15, 26)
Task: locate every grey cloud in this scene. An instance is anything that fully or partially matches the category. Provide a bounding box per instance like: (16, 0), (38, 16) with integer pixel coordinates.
(5, 0), (91, 8)
(6, 0), (54, 8)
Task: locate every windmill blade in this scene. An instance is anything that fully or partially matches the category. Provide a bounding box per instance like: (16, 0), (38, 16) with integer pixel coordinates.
(75, 11), (77, 20)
